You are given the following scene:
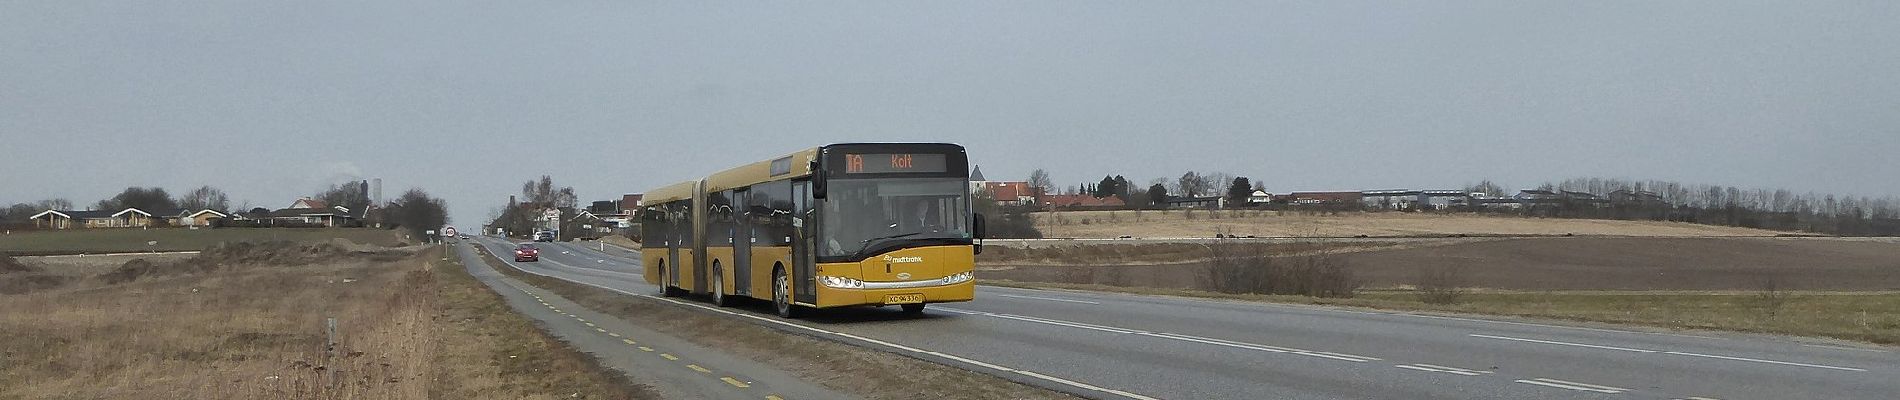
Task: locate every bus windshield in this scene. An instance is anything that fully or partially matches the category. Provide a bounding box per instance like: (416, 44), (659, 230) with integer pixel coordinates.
(820, 177), (971, 258)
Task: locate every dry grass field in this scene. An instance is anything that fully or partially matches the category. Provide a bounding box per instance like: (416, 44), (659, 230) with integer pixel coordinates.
(0, 242), (651, 399)
(981, 236), (1900, 344)
(1032, 210), (1791, 238)
(987, 280), (1900, 345)
(981, 238), (1900, 291)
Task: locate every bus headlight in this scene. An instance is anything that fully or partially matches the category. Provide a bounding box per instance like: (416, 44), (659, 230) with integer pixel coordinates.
(819, 275), (863, 289)
(940, 272), (973, 285)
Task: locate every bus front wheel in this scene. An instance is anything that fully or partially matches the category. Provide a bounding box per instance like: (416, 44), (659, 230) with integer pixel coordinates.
(773, 267), (802, 318)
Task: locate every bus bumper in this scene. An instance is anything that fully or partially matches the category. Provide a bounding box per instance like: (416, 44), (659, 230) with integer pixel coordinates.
(811, 280), (976, 308)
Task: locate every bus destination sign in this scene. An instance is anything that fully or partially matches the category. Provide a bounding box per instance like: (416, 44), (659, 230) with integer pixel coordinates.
(842, 153), (947, 174)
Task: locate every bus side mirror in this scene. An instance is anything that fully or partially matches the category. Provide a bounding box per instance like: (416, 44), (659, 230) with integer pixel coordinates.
(972, 213), (987, 254)
(810, 161), (827, 199)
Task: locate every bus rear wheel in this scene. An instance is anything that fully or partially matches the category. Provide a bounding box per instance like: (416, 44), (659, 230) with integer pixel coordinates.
(773, 267), (801, 318)
(658, 263), (681, 297)
(711, 264), (730, 307)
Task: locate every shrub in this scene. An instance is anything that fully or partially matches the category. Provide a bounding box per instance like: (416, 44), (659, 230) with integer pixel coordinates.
(1415, 264), (1469, 305)
(1200, 245), (1361, 298)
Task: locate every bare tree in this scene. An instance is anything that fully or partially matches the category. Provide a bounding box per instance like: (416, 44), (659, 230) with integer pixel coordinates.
(1027, 169), (1053, 196)
(1178, 171), (1213, 197)
(520, 175), (578, 209)
(314, 182), (370, 211)
(179, 185), (230, 211)
(95, 187), (177, 211)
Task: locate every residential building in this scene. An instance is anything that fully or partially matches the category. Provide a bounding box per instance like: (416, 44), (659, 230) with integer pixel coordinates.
(1037, 194), (1126, 210)
(179, 209), (228, 227)
(980, 181), (1038, 205)
(1163, 196), (1226, 209)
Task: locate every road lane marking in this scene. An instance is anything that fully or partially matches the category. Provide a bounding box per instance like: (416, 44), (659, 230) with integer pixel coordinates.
(1662, 351), (1866, 372)
(687, 364), (711, 373)
(948, 307), (1384, 363)
(765, 396), (784, 400)
(623, 339), (637, 345)
(608, 332), (622, 337)
(584, 322), (596, 327)
(721, 377), (751, 388)
(1395, 363), (1491, 376)
(994, 293), (1101, 304)
(594, 328), (608, 333)
(660, 353), (679, 361)
(477, 244), (1162, 400)
(1516, 378), (1628, 394)
(1469, 334), (1656, 353)
(1674, 397), (1721, 400)
(1294, 351), (1380, 362)
(1472, 334), (1867, 372)
(1015, 370), (1161, 400)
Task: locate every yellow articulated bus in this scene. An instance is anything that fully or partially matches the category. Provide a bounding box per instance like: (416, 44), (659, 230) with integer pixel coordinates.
(640, 143), (986, 318)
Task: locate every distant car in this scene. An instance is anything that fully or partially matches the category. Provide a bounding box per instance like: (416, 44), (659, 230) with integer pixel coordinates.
(533, 231), (555, 242)
(459, 235), (471, 240)
(514, 244), (540, 262)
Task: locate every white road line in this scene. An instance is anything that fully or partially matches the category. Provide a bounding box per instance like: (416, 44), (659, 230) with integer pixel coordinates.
(942, 307), (1384, 363)
(994, 293), (1101, 305)
(1663, 351), (1867, 372)
(1470, 334), (1869, 373)
(1515, 378), (1628, 394)
(1469, 334), (1657, 353)
(1015, 370), (1162, 400)
(468, 244), (1162, 400)
(1140, 332), (1295, 353)
(1408, 313), (1725, 340)
(1294, 351), (1381, 362)
(1395, 363), (1490, 376)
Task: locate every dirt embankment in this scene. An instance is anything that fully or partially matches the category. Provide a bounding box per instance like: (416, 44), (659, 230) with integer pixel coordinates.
(1032, 210), (1792, 239)
(981, 238), (1900, 291)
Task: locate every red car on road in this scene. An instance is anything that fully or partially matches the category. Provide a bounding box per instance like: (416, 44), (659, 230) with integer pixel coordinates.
(514, 244), (540, 262)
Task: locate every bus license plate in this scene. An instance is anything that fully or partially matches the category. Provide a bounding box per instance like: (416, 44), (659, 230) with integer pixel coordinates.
(885, 294), (924, 304)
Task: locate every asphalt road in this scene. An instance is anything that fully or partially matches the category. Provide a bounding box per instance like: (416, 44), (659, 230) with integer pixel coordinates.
(452, 241), (851, 400)
(472, 236), (1899, 400)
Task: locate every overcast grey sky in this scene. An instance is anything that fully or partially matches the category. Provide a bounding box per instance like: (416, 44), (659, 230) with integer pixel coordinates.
(4, 1), (1897, 225)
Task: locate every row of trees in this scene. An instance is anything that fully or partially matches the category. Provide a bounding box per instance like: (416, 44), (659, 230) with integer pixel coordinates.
(488, 175), (578, 237)
(1019, 169), (1263, 210)
(1, 185), (234, 223)
(1465, 177), (1900, 236)
(384, 189), (450, 239)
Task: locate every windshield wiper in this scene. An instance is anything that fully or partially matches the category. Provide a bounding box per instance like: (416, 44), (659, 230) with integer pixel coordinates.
(855, 232), (923, 258)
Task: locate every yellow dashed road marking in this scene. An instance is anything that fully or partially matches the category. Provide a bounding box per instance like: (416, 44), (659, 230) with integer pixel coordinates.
(660, 353), (679, 361)
(766, 396), (784, 400)
(622, 339), (637, 345)
(576, 318), (587, 322)
(608, 332), (622, 337)
(687, 364), (712, 373)
(721, 377), (750, 388)
(639, 346), (653, 352)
